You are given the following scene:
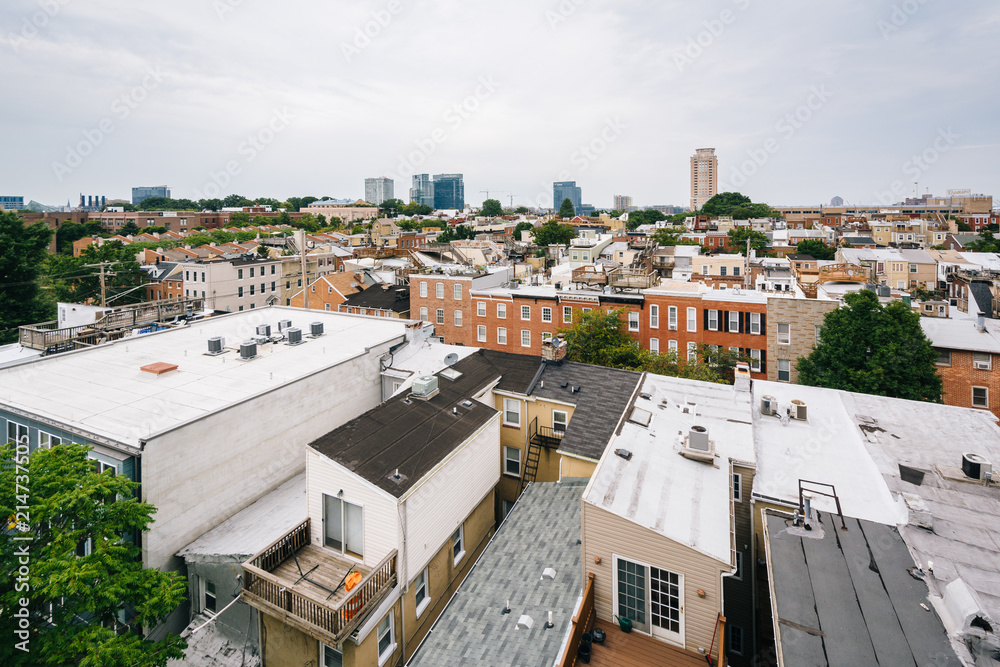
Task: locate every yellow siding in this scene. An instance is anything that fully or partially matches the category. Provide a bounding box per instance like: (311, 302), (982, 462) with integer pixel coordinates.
(560, 454), (597, 479)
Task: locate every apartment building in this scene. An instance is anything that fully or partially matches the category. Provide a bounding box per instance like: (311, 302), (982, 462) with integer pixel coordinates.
(838, 247), (937, 290)
(690, 148), (718, 211)
(179, 256), (282, 312)
(765, 296), (838, 383)
(301, 199), (379, 223)
(142, 261), (183, 301)
(923, 317), (1000, 418)
(408, 266), (513, 340)
(339, 285), (411, 319)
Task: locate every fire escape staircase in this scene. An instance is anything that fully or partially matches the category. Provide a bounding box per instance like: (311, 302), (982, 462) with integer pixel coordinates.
(521, 416), (565, 493)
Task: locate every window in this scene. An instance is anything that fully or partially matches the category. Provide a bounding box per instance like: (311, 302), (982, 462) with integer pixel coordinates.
(271, 281), (276, 292)
(687, 307), (697, 332)
(777, 359), (791, 382)
(734, 551), (744, 580)
(38, 432), (62, 449)
(435, 309), (444, 325)
(650, 338), (659, 353)
(542, 332), (552, 340)
(497, 327), (507, 345)
(563, 306), (572, 323)
(542, 307), (552, 323)
(419, 281), (427, 298)
(553, 410), (568, 432)
(626, 311), (639, 331)
(666, 305), (677, 330)
(238, 286), (244, 298)
(414, 569), (430, 617)
(668, 340), (678, 353)
(7, 420), (27, 446)
(777, 322), (791, 345)
(728, 311), (740, 333)
(454, 310), (462, 326)
(504, 446), (521, 477)
(973, 386), (989, 408)
(323, 494), (364, 559)
(720, 266), (727, 276)
(935, 349), (951, 366)
(377, 614), (395, 665)
(454, 284), (462, 299)
(974, 352), (992, 370)
(419, 307), (428, 321)
(750, 349), (762, 372)
(708, 309), (719, 331)
(521, 330), (531, 347)
(701, 264), (709, 275)
(477, 325), (486, 342)
(521, 305), (531, 320)
(650, 305), (660, 329)
(729, 625), (744, 656)
(325, 303), (331, 311)
(271, 264), (276, 275)
(750, 312), (762, 335)
(249, 267), (255, 278)
(452, 526), (465, 565)
(261, 283), (265, 294)
(502, 499), (515, 517)
(322, 644), (343, 667)
(687, 342), (697, 361)
(237, 269), (243, 279)
(734, 266), (740, 276)
(203, 579), (218, 615)
(497, 303), (507, 319)
(503, 398), (520, 426)
(910, 263), (918, 273)
(733, 473), (742, 502)
(477, 301), (486, 317)
(249, 284), (255, 296)
(436, 283), (444, 299)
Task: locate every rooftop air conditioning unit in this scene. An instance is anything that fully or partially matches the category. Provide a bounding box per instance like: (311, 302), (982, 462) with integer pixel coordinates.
(286, 328), (303, 345)
(761, 395), (777, 416)
(962, 453), (993, 480)
(411, 375), (439, 398)
(310, 322), (324, 337)
(278, 319), (292, 331)
(688, 426), (711, 452)
(239, 341), (257, 360)
(207, 337), (225, 355)
(790, 399), (808, 421)
(256, 324), (272, 337)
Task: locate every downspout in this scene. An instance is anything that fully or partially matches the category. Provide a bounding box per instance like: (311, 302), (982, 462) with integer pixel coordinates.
(398, 499), (408, 665)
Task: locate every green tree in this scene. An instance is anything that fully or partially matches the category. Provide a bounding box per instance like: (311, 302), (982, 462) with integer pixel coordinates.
(965, 230), (1000, 253)
(120, 221), (140, 237)
(795, 239), (837, 260)
(0, 442), (187, 666)
(557, 198), (576, 219)
(726, 227), (769, 254)
(514, 206), (531, 214)
(0, 212), (54, 343)
(797, 289), (942, 401)
(401, 202), (432, 216)
(46, 243), (145, 306)
(379, 198), (405, 218)
(532, 220), (576, 246)
(223, 194), (252, 208)
(512, 221), (534, 241)
(228, 212), (250, 227)
(481, 199), (503, 217)
(256, 243), (271, 258)
(55, 221), (105, 254)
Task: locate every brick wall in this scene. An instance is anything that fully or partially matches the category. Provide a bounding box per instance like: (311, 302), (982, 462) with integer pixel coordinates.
(935, 348), (1000, 418)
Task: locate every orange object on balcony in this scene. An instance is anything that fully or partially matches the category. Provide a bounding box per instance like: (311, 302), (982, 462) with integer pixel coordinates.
(345, 570), (362, 592)
(343, 595), (364, 621)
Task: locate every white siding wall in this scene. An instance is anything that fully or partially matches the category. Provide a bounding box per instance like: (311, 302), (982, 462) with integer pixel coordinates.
(403, 414), (501, 581)
(306, 450), (399, 568)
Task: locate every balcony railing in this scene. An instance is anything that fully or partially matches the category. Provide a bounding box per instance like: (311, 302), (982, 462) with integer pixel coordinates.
(242, 518), (398, 646)
(528, 416), (565, 449)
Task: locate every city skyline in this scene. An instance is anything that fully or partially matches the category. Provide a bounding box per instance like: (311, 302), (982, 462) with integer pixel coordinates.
(1, 1), (998, 209)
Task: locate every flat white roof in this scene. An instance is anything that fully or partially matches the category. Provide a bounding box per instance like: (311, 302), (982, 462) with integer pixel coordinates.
(0, 308), (408, 448)
(585, 374), (755, 564)
(921, 317), (1000, 354)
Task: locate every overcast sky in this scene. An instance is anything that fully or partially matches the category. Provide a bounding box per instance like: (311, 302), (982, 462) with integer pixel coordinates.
(2, 0), (998, 210)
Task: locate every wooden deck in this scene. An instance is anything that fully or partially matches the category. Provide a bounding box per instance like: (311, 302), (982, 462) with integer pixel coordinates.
(268, 544), (371, 609)
(585, 624), (709, 667)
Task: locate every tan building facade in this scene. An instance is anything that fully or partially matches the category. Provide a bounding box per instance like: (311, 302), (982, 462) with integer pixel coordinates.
(766, 296), (838, 383)
(690, 147), (718, 212)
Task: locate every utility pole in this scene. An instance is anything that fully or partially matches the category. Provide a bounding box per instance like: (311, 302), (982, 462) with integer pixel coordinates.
(84, 262), (118, 306)
(296, 230), (309, 310)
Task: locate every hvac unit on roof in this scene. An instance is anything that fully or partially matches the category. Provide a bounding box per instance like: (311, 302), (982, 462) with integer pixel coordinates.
(411, 375), (439, 399)
(278, 319), (292, 331)
(256, 324), (272, 337)
(760, 395), (777, 416)
(309, 322), (324, 337)
(285, 327), (303, 345)
(206, 337), (225, 355)
(687, 426), (711, 452)
(962, 453), (993, 481)
(790, 399), (808, 421)
(239, 341), (257, 360)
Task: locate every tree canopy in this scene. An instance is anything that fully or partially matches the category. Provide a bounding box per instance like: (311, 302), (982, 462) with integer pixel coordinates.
(700, 192), (778, 219)
(726, 227), (769, 254)
(557, 198), (576, 219)
(652, 226), (700, 248)
(624, 209), (667, 231)
(512, 221), (534, 241)
(965, 230), (1000, 253)
(378, 198), (405, 218)
(795, 238), (837, 260)
(797, 289), (942, 402)
(532, 220), (576, 246)
(480, 199), (503, 217)
(0, 212), (54, 342)
(44, 242), (146, 307)
(436, 224), (477, 243)
(0, 442), (188, 666)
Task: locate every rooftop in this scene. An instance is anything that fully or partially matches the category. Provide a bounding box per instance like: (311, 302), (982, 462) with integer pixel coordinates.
(0, 308), (408, 449)
(340, 285), (410, 313)
(922, 316), (1000, 354)
(407, 481), (584, 667)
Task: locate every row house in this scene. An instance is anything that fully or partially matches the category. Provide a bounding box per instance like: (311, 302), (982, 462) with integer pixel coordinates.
(289, 274), (366, 312)
(338, 285), (411, 319)
(143, 261), (183, 301)
(838, 247), (937, 290)
(922, 316), (1000, 419)
(180, 256), (282, 312)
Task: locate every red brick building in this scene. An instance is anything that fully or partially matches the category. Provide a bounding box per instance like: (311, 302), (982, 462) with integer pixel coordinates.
(923, 317), (1000, 419)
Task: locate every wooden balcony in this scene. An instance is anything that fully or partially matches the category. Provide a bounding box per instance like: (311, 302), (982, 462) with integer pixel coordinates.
(241, 518), (398, 646)
(572, 265), (609, 286)
(608, 267), (657, 291)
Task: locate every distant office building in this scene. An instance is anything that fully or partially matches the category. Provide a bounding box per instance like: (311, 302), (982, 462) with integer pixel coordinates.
(830, 195), (844, 207)
(410, 174), (435, 208)
(364, 177), (394, 206)
(648, 204), (686, 215)
(0, 196), (24, 210)
(432, 173), (464, 210)
(690, 148), (718, 211)
(577, 204), (595, 217)
(78, 195), (107, 211)
(613, 195), (633, 211)
(132, 186), (171, 206)
(553, 181), (582, 213)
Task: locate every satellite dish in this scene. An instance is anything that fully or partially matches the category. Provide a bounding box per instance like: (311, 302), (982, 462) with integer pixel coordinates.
(444, 353), (459, 366)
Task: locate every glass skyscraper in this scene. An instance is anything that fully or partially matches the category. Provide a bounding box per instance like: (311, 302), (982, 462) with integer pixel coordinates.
(553, 181), (582, 214)
(132, 186), (171, 206)
(364, 177), (394, 206)
(410, 174), (464, 210)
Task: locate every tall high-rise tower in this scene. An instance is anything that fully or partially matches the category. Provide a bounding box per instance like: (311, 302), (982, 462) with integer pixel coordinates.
(364, 177), (394, 206)
(690, 148), (718, 211)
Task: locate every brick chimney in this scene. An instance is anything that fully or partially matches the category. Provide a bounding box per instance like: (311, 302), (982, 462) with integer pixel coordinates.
(542, 334), (567, 364)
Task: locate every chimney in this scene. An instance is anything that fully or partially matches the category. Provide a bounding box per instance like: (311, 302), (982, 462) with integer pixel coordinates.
(734, 362), (751, 393)
(542, 334), (567, 364)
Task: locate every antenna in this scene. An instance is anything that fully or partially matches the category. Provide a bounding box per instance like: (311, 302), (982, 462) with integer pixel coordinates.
(444, 352), (459, 366)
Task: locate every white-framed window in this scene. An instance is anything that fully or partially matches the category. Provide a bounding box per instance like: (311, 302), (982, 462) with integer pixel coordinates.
(38, 432), (62, 449)
(553, 410), (568, 432)
(321, 643), (344, 667)
(238, 286), (244, 298)
(202, 578), (218, 615)
(498, 327), (507, 345)
(708, 309), (719, 331)
(563, 306), (572, 323)
(435, 283), (444, 299)
(237, 268), (243, 280)
(777, 322), (791, 345)
(973, 386), (989, 408)
(750, 312), (761, 335)
(503, 398), (520, 426)
(521, 305), (531, 320)
(734, 551), (744, 581)
(377, 613), (395, 666)
(249, 285), (255, 295)
(668, 340), (678, 353)
(477, 325), (487, 342)
(542, 306), (552, 323)
(733, 473), (742, 502)
(504, 446), (521, 477)
(650, 305), (660, 329)
(687, 342), (697, 361)
(936, 349), (951, 366)
(974, 352), (992, 370)
(687, 307), (697, 332)
(436, 309), (444, 325)
(7, 420), (27, 446)
(325, 303), (331, 311)
(419, 306), (428, 321)
(323, 494), (364, 559)
(814, 325), (822, 345)
(729, 625), (744, 656)
(542, 332), (552, 340)
(728, 311), (740, 333)
(521, 330), (531, 347)
(419, 281), (427, 298)
(497, 303), (507, 319)
(666, 305), (676, 330)
(477, 301), (486, 317)
(452, 526), (465, 565)
(414, 569), (431, 618)
(454, 310), (463, 326)
(750, 349), (762, 372)
(777, 359), (791, 382)
(720, 266), (727, 276)
(453, 284), (462, 299)
(650, 338), (659, 353)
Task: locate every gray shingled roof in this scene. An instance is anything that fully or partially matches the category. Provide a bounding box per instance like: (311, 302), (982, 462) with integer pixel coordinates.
(407, 482), (584, 667)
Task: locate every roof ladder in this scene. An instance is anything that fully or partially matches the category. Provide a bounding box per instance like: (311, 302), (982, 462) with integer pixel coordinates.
(520, 440), (542, 494)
